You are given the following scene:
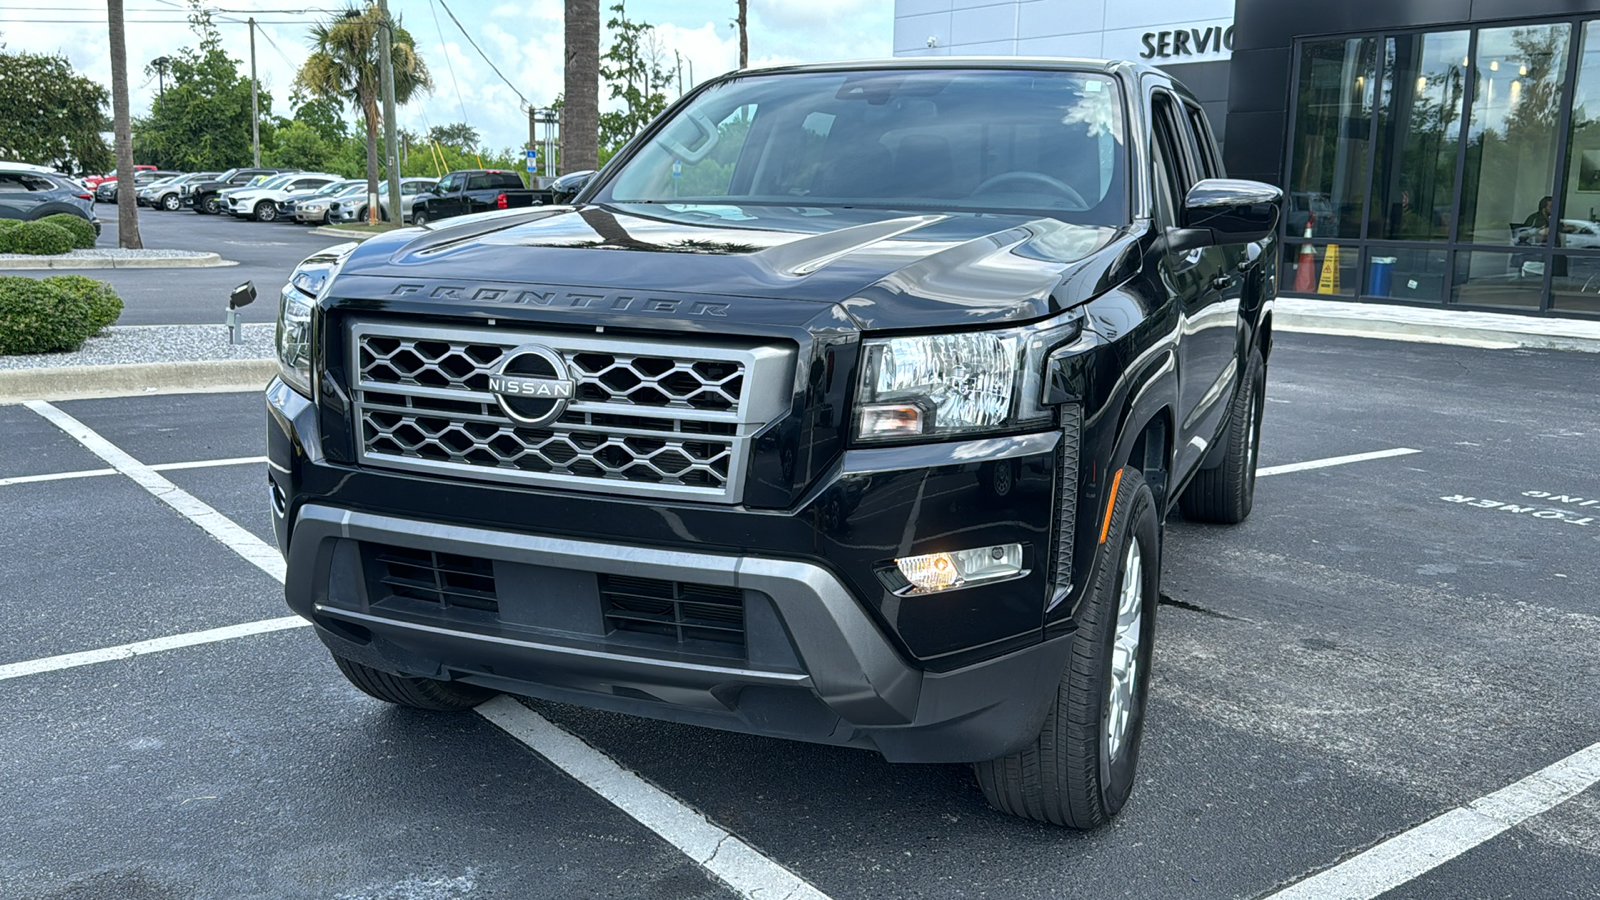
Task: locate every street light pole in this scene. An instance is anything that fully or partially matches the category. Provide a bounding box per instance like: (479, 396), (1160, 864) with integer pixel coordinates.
(377, 0), (401, 226)
(249, 17), (260, 166)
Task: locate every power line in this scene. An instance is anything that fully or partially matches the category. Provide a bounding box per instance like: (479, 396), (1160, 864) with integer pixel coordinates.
(433, 0), (528, 108)
(427, 0), (473, 131)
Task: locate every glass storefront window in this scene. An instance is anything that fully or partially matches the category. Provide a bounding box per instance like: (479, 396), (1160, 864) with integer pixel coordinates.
(1452, 250), (1548, 308)
(1286, 240), (1358, 296)
(1559, 21), (1600, 249)
(1371, 32), (1470, 240)
(1365, 249), (1450, 301)
(1288, 38), (1379, 240)
(1550, 253), (1600, 312)
(1460, 24), (1572, 244)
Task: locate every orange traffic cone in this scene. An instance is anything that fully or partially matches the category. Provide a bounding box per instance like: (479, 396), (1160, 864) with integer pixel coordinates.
(1293, 212), (1318, 293)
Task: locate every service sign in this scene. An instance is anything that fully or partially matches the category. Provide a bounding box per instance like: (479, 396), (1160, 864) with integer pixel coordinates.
(1103, 18), (1235, 63)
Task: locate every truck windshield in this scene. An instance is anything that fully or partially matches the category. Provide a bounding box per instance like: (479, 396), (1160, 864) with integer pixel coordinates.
(602, 68), (1127, 222)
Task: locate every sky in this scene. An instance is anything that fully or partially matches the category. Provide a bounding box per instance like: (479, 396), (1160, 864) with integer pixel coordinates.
(0, 0), (893, 154)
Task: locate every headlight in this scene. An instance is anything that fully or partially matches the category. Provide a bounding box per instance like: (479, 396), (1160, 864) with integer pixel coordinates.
(276, 243), (357, 397)
(854, 317), (1084, 443)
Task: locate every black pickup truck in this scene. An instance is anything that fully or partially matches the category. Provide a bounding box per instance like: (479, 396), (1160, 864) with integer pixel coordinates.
(409, 169), (543, 225)
(268, 59), (1280, 828)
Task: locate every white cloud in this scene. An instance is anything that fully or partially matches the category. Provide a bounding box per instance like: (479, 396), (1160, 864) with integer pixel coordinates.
(0, 0), (892, 161)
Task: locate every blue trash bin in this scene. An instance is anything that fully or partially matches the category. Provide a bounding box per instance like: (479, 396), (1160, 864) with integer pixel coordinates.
(1368, 256), (1396, 297)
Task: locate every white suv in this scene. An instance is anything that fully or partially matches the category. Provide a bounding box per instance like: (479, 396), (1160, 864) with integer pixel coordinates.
(227, 173), (340, 222)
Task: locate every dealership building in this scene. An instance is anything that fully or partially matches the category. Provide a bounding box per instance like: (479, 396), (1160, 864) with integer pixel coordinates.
(894, 0), (1600, 319)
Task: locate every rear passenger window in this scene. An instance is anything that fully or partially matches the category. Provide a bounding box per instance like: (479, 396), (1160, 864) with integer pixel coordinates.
(1184, 104), (1221, 180)
(466, 175), (492, 191)
(489, 173), (524, 189)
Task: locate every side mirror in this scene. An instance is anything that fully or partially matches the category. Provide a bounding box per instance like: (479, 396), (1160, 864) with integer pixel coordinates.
(1171, 179), (1283, 251)
(551, 169), (596, 203)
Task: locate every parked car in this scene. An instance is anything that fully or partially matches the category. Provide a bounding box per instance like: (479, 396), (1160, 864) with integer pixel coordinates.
(295, 182), (368, 225)
(0, 165), (98, 233)
(83, 165), (155, 191)
(276, 178), (363, 221)
(187, 168), (287, 214)
(268, 60), (1280, 829)
(141, 172), (218, 210)
(409, 169), (540, 225)
(331, 177), (440, 224)
(227, 172), (341, 221)
(95, 169), (180, 204)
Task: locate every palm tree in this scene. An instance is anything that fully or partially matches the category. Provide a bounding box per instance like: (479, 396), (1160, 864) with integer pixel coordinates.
(107, 0), (143, 248)
(297, 4), (430, 223)
(564, 0), (600, 173)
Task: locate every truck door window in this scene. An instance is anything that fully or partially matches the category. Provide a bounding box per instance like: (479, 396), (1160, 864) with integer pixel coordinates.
(1149, 96), (1188, 227)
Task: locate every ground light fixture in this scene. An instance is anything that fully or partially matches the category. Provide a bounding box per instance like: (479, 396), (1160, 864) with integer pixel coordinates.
(892, 543), (1025, 594)
(226, 281), (256, 346)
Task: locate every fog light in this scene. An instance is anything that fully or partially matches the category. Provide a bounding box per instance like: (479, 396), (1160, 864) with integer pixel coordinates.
(895, 543), (1023, 593)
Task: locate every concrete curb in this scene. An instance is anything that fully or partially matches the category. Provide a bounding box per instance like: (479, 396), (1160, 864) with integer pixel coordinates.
(0, 252), (230, 270)
(311, 227), (376, 241)
(1274, 297), (1600, 354)
(0, 359), (275, 403)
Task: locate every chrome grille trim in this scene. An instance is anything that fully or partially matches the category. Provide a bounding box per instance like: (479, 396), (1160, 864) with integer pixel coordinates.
(350, 321), (791, 502)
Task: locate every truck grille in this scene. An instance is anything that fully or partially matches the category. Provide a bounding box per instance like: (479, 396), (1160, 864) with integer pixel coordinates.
(601, 574), (746, 648)
(349, 322), (790, 502)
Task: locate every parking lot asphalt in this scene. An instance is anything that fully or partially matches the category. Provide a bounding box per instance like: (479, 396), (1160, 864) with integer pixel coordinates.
(90, 208), (347, 326)
(1, 332), (1596, 899)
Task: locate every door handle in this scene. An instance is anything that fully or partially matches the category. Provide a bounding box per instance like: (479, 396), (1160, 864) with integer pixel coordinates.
(1211, 274), (1236, 291)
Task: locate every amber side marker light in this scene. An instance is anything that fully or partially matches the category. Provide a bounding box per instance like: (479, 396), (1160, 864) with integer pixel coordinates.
(1098, 467), (1124, 544)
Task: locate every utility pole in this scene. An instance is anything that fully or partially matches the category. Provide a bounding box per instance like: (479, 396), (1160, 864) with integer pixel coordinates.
(249, 18), (260, 166)
(107, 0), (142, 248)
(378, 0), (401, 225)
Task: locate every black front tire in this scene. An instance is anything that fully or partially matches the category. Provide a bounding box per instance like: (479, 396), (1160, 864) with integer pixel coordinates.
(332, 654), (496, 711)
(254, 200), (277, 222)
(196, 194), (219, 214)
(1179, 348), (1266, 524)
(411, 209), (429, 226)
(975, 466), (1160, 828)
(162, 194), (181, 211)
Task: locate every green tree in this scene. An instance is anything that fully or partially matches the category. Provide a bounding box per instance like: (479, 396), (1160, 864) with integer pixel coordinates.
(0, 50), (111, 174)
(599, 2), (676, 153)
(131, 3), (272, 170)
(290, 88), (348, 143)
(264, 120), (336, 171)
(296, 3), (431, 216)
(427, 122), (479, 149)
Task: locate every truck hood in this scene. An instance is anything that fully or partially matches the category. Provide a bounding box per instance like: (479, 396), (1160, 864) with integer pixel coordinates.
(336, 202), (1142, 331)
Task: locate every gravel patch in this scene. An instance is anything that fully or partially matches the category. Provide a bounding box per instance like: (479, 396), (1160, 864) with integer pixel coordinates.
(0, 324), (273, 370)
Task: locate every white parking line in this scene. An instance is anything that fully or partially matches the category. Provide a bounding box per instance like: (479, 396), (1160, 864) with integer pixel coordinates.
(16, 403), (834, 900)
(478, 697), (833, 900)
(0, 456), (266, 488)
(1267, 741), (1600, 900)
(1258, 447), (1421, 477)
(24, 401), (285, 582)
(0, 617), (309, 682)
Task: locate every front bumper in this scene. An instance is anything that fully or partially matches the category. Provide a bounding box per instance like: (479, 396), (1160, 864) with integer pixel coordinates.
(268, 376), (1083, 762)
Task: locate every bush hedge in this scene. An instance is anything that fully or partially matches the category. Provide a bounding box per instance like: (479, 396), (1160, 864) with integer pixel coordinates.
(0, 220), (75, 256)
(44, 274), (123, 331)
(38, 213), (97, 249)
(0, 275), (123, 355)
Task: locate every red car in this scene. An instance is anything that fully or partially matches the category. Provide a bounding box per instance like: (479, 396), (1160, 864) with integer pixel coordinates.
(83, 165), (156, 189)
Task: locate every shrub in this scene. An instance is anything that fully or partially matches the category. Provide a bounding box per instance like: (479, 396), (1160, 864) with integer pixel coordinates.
(43, 275), (122, 330)
(0, 276), (97, 354)
(38, 213), (97, 249)
(0, 220), (75, 256)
